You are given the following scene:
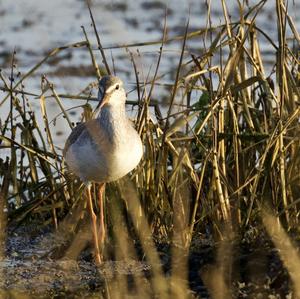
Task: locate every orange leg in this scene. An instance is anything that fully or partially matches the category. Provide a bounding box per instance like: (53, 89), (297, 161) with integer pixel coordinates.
(86, 183), (102, 265)
(98, 183), (106, 247)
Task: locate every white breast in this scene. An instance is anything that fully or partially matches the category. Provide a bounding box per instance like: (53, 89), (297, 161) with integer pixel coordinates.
(65, 124), (142, 183)
(64, 99), (143, 183)
(107, 130), (143, 181)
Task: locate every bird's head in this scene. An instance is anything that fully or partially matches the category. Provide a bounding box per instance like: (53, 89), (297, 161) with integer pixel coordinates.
(96, 75), (126, 110)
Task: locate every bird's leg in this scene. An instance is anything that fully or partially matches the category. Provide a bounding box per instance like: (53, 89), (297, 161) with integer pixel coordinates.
(98, 183), (106, 247)
(86, 183), (102, 265)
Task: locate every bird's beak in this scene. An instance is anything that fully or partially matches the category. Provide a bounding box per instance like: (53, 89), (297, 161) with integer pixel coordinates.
(96, 93), (109, 111)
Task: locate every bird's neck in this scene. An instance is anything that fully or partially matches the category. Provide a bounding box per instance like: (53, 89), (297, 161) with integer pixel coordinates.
(98, 104), (126, 123)
(97, 105), (129, 139)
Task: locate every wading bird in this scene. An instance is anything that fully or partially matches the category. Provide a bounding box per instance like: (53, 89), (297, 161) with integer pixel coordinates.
(63, 75), (143, 264)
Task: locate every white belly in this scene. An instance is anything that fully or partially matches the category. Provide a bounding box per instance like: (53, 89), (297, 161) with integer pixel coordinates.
(65, 130), (143, 183)
(108, 137), (143, 181)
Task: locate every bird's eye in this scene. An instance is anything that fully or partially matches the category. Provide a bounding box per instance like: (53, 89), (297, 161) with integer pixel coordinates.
(115, 84), (120, 90)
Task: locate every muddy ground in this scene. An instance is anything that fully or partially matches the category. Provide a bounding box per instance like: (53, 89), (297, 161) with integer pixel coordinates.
(0, 221), (293, 299)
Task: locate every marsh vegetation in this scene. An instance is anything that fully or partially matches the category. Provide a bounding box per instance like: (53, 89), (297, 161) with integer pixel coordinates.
(0, 0), (300, 298)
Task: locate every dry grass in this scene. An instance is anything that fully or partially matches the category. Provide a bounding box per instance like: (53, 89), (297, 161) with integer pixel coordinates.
(0, 0), (300, 298)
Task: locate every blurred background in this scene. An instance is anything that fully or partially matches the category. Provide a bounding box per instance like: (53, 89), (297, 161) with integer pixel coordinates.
(1, 0), (297, 147)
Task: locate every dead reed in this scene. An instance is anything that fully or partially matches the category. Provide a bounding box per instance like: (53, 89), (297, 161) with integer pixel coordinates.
(0, 0), (300, 298)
